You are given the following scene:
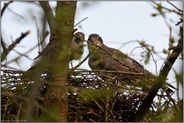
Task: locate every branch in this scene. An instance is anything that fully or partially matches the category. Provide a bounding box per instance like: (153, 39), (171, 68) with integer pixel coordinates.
(1, 30), (31, 62)
(166, 1), (183, 13)
(70, 69), (148, 76)
(1, 39), (8, 56)
(165, 1), (183, 26)
(136, 27), (183, 121)
(1, 1), (13, 58)
(39, 1), (55, 33)
(175, 18), (183, 26)
(151, 1), (183, 16)
(8, 31), (31, 51)
(1, 1), (13, 17)
(3, 32), (49, 68)
(74, 17), (88, 27)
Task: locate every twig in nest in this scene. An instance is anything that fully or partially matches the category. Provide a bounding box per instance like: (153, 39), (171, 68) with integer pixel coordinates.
(70, 69), (147, 76)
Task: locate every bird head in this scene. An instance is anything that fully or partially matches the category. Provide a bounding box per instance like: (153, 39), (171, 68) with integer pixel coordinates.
(70, 32), (85, 61)
(87, 34), (103, 47)
(74, 32), (85, 44)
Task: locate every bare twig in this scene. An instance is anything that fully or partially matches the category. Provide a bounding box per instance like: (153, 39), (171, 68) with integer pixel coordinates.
(1, 1), (13, 57)
(175, 18), (183, 26)
(166, 1), (183, 12)
(7, 7), (24, 19)
(9, 30), (31, 52)
(136, 27), (183, 121)
(74, 17), (88, 27)
(150, 52), (158, 75)
(1, 1), (13, 17)
(151, 1), (183, 16)
(2, 32), (49, 67)
(40, 14), (48, 50)
(130, 46), (142, 55)
(33, 16), (41, 52)
(1, 30), (31, 62)
(70, 69), (148, 76)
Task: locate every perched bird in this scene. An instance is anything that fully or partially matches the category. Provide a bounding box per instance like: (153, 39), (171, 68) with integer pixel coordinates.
(27, 32), (85, 74)
(87, 34), (154, 84)
(87, 34), (174, 93)
(70, 32), (85, 61)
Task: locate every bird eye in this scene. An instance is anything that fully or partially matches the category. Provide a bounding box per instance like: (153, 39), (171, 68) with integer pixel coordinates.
(97, 36), (101, 39)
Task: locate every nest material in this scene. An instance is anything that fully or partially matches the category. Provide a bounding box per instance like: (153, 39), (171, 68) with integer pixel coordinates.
(1, 69), (175, 122)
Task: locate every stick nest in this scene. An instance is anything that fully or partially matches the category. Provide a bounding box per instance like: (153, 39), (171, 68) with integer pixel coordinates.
(1, 69), (176, 122)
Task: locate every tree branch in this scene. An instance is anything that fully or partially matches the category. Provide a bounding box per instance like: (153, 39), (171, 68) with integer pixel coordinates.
(166, 1), (183, 13)
(151, 1), (183, 16)
(1, 1), (13, 17)
(39, 1), (55, 33)
(74, 17), (88, 27)
(1, 30), (31, 62)
(70, 68), (148, 76)
(136, 27), (183, 121)
(1, 1), (13, 60)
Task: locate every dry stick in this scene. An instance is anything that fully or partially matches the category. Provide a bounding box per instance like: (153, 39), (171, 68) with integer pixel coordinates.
(141, 45), (159, 76)
(70, 69), (147, 76)
(1, 1), (13, 17)
(150, 52), (158, 75)
(1, 30), (31, 62)
(74, 17), (88, 27)
(8, 32), (26, 49)
(9, 30), (31, 51)
(166, 1), (183, 12)
(136, 27), (183, 121)
(2, 32), (49, 66)
(122, 40), (159, 75)
(33, 16), (41, 52)
(151, 1), (182, 16)
(175, 18), (183, 26)
(1, 1), (13, 55)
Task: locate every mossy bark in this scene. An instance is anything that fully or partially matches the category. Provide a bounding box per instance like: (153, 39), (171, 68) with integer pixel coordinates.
(43, 1), (76, 122)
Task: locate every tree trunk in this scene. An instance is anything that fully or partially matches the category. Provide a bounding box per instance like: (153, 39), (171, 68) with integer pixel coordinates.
(43, 1), (76, 121)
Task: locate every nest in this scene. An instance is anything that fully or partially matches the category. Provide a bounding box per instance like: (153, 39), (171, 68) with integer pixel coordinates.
(1, 69), (175, 122)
